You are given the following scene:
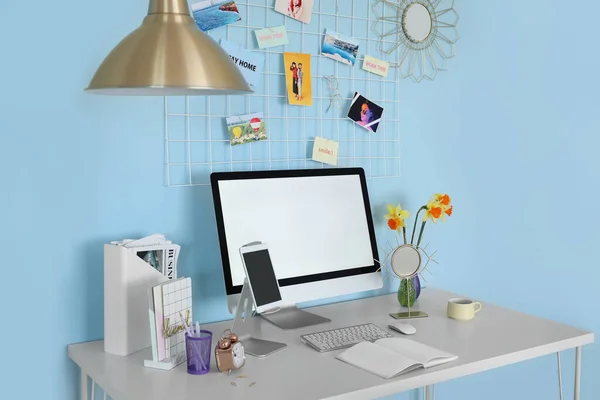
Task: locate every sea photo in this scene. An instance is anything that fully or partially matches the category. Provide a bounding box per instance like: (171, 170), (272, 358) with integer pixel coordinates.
(191, 0), (241, 32)
(322, 30), (360, 66)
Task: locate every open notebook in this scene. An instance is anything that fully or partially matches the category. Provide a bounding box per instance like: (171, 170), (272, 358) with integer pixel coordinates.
(336, 338), (458, 379)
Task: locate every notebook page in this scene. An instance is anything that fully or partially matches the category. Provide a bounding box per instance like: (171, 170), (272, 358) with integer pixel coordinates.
(336, 341), (422, 379)
(375, 338), (458, 368)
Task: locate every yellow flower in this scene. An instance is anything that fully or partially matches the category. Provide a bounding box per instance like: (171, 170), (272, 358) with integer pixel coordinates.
(422, 199), (442, 223)
(385, 204), (410, 232)
(422, 194), (453, 223)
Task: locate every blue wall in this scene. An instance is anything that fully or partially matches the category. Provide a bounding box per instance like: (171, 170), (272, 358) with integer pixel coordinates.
(1, 1), (598, 399)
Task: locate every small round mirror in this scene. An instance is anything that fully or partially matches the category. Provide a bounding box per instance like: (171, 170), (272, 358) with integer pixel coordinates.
(390, 244), (422, 278)
(402, 3), (433, 43)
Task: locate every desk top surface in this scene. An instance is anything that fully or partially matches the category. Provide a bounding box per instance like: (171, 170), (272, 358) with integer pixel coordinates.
(68, 288), (593, 400)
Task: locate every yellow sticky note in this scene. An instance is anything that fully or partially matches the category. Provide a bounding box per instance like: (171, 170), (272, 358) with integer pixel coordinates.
(312, 137), (339, 166)
(362, 55), (390, 77)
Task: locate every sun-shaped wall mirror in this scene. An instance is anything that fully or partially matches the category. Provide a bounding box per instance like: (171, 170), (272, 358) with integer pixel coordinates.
(403, 3), (432, 43)
(372, 0), (460, 82)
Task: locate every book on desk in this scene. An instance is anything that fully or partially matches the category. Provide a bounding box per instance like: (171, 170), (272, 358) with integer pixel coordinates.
(336, 338), (458, 379)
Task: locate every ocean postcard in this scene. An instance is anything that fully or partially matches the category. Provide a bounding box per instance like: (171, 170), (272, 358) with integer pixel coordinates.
(322, 30), (360, 66)
(191, 0), (241, 32)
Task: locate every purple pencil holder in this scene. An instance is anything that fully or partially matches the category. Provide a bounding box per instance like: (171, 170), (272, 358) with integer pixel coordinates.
(185, 330), (212, 375)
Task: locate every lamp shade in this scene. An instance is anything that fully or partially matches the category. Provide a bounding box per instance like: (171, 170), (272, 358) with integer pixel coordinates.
(86, 0), (252, 95)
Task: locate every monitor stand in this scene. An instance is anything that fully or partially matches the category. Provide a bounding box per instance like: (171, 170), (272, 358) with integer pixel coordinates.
(261, 305), (331, 330)
(231, 279), (287, 358)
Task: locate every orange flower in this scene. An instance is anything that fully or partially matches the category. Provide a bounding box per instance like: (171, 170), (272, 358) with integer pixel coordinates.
(429, 207), (442, 219)
(416, 193), (453, 247)
(433, 193), (451, 205)
(384, 204), (410, 232)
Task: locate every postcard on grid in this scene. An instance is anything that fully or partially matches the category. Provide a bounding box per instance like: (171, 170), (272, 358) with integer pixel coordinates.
(255, 26), (289, 48)
(363, 55), (390, 77)
(220, 39), (265, 88)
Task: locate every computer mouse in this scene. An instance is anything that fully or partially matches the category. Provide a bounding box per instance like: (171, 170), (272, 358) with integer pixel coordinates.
(388, 322), (416, 335)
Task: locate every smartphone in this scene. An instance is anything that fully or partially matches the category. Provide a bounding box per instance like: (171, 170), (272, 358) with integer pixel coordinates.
(239, 243), (285, 314)
(389, 311), (429, 319)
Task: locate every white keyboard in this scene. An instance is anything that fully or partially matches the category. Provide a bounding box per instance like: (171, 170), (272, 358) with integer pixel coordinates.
(300, 323), (393, 352)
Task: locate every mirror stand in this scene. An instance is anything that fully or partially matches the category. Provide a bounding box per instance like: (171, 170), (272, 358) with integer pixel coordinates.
(385, 244), (430, 319)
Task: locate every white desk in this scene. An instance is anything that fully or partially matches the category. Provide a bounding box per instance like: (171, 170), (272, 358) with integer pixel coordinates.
(69, 289), (593, 400)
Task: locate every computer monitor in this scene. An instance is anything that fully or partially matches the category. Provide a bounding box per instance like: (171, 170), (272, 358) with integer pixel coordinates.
(211, 168), (382, 314)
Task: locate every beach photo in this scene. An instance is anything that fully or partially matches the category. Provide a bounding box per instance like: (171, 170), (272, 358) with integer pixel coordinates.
(347, 92), (384, 133)
(226, 112), (267, 146)
(191, 0), (241, 32)
(284, 52), (313, 106)
(322, 30), (360, 66)
(274, 0), (315, 25)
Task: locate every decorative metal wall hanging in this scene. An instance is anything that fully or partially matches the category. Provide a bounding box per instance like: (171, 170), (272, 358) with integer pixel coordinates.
(372, 0), (460, 82)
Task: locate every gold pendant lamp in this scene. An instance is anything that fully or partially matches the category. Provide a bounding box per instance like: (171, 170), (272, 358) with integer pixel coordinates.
(86, 0), (252, 95)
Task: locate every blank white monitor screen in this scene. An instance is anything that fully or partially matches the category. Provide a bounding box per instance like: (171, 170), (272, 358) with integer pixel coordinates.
(211, 169), (379, 295)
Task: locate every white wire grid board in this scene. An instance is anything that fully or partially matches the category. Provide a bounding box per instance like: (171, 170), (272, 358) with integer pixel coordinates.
(165, 0), (402, 187)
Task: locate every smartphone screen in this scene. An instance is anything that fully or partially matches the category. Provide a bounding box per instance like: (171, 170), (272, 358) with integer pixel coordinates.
(242, 250), (282, 307)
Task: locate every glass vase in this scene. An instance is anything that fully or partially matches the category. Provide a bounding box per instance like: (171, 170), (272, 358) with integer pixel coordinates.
(397, 276), (421, 307)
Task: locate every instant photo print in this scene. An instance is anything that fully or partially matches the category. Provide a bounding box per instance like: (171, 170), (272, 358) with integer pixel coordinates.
(347, 92), (384, 133)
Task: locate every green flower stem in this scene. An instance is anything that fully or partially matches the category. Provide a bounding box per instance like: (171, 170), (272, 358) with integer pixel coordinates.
(410, 206), (427, 245)
(402, 227), (407, 244)
(416, 221), (427, 249)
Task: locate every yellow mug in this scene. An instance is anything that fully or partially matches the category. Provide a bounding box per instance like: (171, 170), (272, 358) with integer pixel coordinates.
(447, 298), (482, 321)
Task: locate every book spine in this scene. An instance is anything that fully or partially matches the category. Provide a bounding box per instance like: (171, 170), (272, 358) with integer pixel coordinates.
(153, 285), (167, 360)
(162, 245), (180, 280)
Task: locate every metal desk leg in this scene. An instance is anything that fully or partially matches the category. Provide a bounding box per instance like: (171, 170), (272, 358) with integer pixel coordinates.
(80, 370), (98, 400)
(575, 347), (582, 400)
(81, 370), (88, 400)
(557, 352), (563, 400)
(424, 385), (435, 400)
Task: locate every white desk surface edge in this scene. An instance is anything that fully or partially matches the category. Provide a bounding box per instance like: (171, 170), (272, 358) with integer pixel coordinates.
(68, 288), (594, 400)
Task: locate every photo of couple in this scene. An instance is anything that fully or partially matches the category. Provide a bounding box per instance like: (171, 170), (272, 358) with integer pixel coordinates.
(290, 62), (305, 101)
(284, 53), (312, 106)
